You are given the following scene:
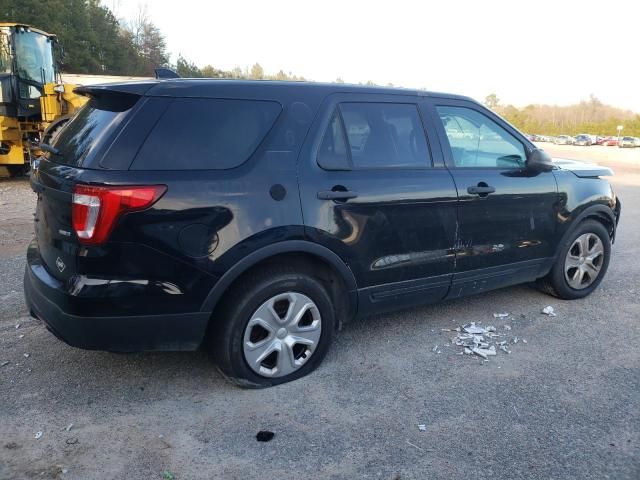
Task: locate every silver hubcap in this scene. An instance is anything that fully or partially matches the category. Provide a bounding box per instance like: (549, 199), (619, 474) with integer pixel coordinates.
(564, 233), (604, 289)
(243, 292), (322, 378)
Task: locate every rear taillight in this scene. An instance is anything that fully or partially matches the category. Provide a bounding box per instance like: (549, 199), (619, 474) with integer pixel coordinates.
(72, 184), (167, 245)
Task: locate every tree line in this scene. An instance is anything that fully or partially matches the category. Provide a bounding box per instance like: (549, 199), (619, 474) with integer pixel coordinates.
(0, 0), (167, 76)
(0, 0), (309, 81)
(485, 93), (640, 137)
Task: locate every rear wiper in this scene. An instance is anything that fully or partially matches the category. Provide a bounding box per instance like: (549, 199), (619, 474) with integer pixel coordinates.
(39, 143), (61, 156)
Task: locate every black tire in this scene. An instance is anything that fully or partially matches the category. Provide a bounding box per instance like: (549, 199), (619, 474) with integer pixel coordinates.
(537, 220), (611, 299)
(209, 265), (336, 388)
(42, 117), (70, 145)
(7, 164), (30, 177)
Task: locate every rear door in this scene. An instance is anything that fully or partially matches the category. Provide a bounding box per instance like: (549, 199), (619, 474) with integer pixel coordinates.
(298, 93), (458, 314)
(426, 98), (558, 297)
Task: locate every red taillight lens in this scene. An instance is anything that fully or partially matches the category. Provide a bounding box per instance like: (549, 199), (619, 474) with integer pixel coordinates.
(72, 184), (167, 245)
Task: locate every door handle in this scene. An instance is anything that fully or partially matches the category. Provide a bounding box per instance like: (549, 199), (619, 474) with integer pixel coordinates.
(317, 190), (358, 201)
(467, 185), (495, 196)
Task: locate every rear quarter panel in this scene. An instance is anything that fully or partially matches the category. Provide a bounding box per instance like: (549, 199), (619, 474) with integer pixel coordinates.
(72, 91), (324, 316)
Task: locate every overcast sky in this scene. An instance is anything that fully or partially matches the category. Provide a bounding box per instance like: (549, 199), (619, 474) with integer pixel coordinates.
(112, 0), (640, 112)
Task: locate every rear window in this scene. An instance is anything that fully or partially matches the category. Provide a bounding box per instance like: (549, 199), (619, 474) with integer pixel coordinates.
(131, 98), (281, 170)
(48, 94), (138, 167)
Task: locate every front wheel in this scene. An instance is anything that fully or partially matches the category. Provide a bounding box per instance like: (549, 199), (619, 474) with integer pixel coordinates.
(209, 266), (336, 388)
(537, 220), (611, 299)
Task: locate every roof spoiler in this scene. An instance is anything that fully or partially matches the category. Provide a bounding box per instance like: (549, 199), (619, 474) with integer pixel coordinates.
(155, 68), (180, 79)
(74, 82), (158, 98)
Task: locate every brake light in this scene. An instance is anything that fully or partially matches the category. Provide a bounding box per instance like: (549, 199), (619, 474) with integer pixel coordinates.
(72, 184), (166, 245)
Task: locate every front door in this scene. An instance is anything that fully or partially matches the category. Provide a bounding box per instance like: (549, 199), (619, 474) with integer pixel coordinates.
(298, 94), (459, 314)
(427, 99), (558, 298)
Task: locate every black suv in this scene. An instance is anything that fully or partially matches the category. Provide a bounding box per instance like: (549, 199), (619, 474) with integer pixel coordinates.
(25, 80), (621, 387)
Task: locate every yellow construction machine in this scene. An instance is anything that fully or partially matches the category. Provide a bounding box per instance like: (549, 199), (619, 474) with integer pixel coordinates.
(0, 23), (86, 176)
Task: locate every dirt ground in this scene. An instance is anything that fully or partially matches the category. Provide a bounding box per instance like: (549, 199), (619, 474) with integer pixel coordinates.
(0, 145), (638, 479)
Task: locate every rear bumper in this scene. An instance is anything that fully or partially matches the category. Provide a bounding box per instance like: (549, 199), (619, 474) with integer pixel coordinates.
(24, 243), (210, 352)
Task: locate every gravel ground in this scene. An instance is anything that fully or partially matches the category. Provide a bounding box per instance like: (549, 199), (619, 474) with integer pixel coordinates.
(1, 147), (639, 479)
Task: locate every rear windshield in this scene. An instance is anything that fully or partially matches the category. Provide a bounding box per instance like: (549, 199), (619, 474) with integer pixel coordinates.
(48, 94), (139, 167)
(130, 98), (281, 170)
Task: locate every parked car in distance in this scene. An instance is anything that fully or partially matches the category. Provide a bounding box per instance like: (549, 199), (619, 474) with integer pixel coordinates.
(24, 80), (621, 387)
(554, 135), (574, 145)
(574, 134), (593, 146)
(619, 136), (636, 148)
(634, 138), (640, 147)
(603, 137), (619, 146)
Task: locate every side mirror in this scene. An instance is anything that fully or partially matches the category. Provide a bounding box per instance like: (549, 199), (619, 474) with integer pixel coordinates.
(526, 148), (554, 172)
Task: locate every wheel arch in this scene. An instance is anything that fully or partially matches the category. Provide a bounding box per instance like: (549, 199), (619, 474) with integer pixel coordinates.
(573, 204), (617, 240)
(555, 203), (617, 260)
(200, 240), (358, 324)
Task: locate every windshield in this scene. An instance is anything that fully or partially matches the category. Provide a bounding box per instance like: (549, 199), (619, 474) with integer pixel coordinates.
(14, 30), (55, 99)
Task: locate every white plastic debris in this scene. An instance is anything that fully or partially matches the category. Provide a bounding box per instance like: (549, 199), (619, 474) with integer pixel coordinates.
(64, 423), (73, 432)
(34, 431), (43, 439)
(418, 424), (427, 431)
(23, 353), (30, 358)
(18, 334), (24, 339)
(432, 345), (438, 352)
(471, 346), (497, 359)
(462, 323), (486, 334)
(1, 361), (9, 367)
(541, 306), (557, 316)
(493, 313), (509, 318)
(15, 324), (20, 329)
(451, 317), (526, 360)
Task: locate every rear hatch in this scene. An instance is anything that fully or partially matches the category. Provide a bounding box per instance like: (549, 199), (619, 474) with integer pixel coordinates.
(31, 85), (149, 281)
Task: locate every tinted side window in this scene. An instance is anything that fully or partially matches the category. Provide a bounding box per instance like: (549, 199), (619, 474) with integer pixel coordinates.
(319, 102), (430, 169)
(317, 110), (350, 170)
(341, 103), (430, 168)
(436, 106), (525, 169)
(132, 98), (281, 170)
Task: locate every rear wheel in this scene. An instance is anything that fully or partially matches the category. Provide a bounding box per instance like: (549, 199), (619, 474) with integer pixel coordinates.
(537, 220), (611, 299)
(209, 265), (336, 388)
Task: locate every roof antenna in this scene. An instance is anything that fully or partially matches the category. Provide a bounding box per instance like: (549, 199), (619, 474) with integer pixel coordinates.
(155, 68), (180, 79)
